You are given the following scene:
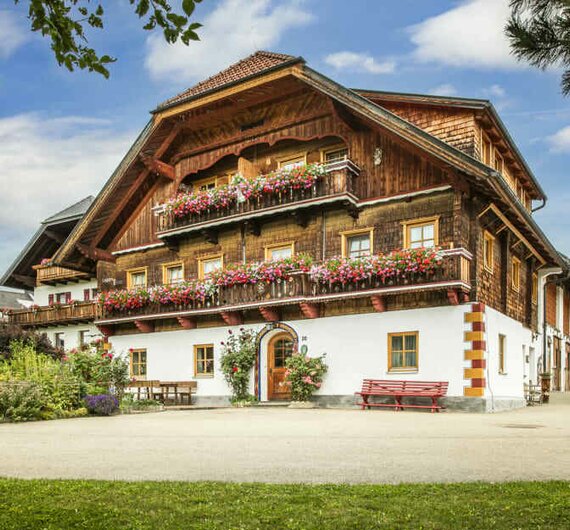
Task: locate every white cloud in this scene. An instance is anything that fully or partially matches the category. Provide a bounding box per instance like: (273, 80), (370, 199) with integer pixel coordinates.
(483, 84), (506, 98)
(0, 113), (135, 272)
(546, 126), (570, 153)
(0, 10), (28, 58)
(408, 0), (521, 70)
(428, 84), (457, 97)
(145, 0), (313, 83)
(324, 51), (395, 74)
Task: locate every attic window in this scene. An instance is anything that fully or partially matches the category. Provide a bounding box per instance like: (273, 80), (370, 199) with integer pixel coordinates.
(240, 119), (265, 132)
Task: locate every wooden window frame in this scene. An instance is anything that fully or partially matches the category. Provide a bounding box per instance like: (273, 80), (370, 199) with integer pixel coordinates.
(162, 261), (185, 285)
(494, 150), (504, 175)
(481, 131), (493, 166)
(532, 272), (538, 305)
(340, 228), (374, 258)
(130, 348), (147, 380)
(194, 344), (215, 377)
(198, 254), (224, 280)
(402, 216), (439, 249)
(320, 144), (348, 164)
(126, 267), (148, 289)
(498, 334), (506, 375)
(277, 152), (307, 169)
(388, 331), (419, 372)
(511, 256), (521, 292)
(264, 241), (296, 261)
(54, 332), (65, 349)
(483, 231), (495, 273)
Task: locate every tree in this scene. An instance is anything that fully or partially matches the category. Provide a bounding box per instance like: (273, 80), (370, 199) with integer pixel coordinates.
(14, 0), (204, 78)
(506, 0), (570, 95)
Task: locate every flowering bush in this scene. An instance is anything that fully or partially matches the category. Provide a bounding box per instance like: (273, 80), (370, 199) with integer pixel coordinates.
(219, 328), (258, 402)
(164, 163), (327, 220)
(310, 247), (444, 285)
(284, 353), (328, 402)
(84, 394), (119, 416)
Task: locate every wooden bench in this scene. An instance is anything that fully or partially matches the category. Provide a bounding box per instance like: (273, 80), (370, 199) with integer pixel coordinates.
(127, 380), (160, 401)
(524, 383), (542, 406)
(355, 379), (449, 413)
(159, 381), (198, 405)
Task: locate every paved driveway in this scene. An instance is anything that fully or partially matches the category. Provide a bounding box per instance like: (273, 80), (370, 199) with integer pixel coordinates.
(1, 396), (569, 484)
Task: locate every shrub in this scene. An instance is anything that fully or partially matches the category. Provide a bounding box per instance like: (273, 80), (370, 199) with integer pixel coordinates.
(220, 328), (258, 402)
(0, 323), (62, 361)
(285, 353), (328, 402)
(84, 394), (119, 416)
(0, 381), (44, 422)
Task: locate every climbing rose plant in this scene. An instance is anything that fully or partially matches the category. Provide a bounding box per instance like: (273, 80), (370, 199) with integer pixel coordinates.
(164, 164), (327, 220)
(219, 328), (258, 402)
(284, 353), (328, 402)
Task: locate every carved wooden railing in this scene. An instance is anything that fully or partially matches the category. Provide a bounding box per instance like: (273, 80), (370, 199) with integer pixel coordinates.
(98, 249), (471, 322)
(33, 264), (90, 286)
(8, 302), (99, 327)
(155, 160), (360, 235)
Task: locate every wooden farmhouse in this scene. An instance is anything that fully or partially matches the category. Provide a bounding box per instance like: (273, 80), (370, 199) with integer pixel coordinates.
(4, 51), (570, 410)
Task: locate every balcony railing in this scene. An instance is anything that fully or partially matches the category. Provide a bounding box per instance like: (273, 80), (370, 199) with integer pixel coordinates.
(97, 248), (472, 324)
(8, 302), (98, 328)
(155, 160), (360, 238)
(33, 264), (92, 286)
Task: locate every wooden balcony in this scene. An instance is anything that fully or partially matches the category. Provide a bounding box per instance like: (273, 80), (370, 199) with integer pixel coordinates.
(97, 248), (472, 328)
(8, 302), (98, 328)
(33, 264), (92, 286)
(155, 160), (360, 240)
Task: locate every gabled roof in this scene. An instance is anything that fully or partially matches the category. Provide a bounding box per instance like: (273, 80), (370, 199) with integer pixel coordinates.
(0, 196), (94, 291)
(156, 51), (302, 111)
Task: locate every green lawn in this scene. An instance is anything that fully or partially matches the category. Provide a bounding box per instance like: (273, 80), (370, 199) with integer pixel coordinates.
(0, 479), (568, 529)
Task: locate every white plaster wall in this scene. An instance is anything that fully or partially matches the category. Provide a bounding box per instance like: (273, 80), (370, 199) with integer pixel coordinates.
(485, 306), (533, 399)
(38, 324), (102, 350)
(34, 280), (98, 306)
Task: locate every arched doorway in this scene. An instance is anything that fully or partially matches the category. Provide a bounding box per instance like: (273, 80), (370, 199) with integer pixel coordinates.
(267, 332), (295, 400)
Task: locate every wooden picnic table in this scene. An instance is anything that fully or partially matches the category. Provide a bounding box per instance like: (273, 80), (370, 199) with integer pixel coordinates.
(127, 380), (197, 405)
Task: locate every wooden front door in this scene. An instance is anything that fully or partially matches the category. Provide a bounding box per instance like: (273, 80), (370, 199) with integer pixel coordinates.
(268, 333), (294, 400)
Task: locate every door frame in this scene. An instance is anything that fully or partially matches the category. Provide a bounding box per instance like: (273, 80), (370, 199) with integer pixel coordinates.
(267, 332), (294, 401)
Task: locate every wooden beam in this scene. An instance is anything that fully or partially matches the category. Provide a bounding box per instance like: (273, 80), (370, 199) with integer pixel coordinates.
(220, 311), (243, 326)
(96, 325), (114, 337)
(259, 307), (280, 322)
(12, 274), (35, 288)
(141, 156), (175, 181)
(134, 320), (154, 333)
(177, 316), (197, 329)
(447, 289), (459, 306)
(370, 295), (386, 312)
(76, 243), (116, 263)
(43, 229), (66, 244)
(299, 302), (320, 319)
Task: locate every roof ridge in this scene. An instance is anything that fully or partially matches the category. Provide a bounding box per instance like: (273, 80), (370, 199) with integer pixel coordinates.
(42, 195), (94, 224)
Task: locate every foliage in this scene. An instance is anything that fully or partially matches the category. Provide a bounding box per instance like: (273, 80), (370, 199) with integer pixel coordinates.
(164, 164), (327, 220)
(506, 1), (570, 95)
(0, 322), (62, 361)
(284, 353), (328, 402)
(1, 479), (569, 529)
(310, 247), (444, 285)
(0, 381), (44, 422)
(14, 0), (204, 78)
(120, 395), (162, 413)
(219, 328), (257, 402)
(84, 394), (119, 416)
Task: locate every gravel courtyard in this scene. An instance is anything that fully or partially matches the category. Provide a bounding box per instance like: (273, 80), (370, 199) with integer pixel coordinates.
(1, 395), (569, 484)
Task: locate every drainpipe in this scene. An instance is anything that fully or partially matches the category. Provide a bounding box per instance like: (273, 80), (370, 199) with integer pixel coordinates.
(532, 197), (547, 214)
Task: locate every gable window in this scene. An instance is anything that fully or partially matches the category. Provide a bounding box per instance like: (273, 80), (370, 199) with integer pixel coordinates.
(403, 218), (438, 249)
(483, 231), (495, 272)
(278, 155), (305, 170)
(481, 133), (492, 166)
(341, 229), (373, 258)
(265, 242), (295, 261)
(532, 273), (538, 304)
(127, 267), (147, 289)
(322, 146), (348, 164)
(388, 332), (419, 372)
(494, 151), (504, 175)
(130, 349), (147, 379)
(511, 257), (521, 292)
(498, 334), (506, 374)
(198, 255), (223, 280)
(163, 262), (184, 285)
(194, 344), (214, 377)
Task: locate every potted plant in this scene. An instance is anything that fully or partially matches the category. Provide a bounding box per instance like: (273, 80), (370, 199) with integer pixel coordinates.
(284, 352), (328, 408)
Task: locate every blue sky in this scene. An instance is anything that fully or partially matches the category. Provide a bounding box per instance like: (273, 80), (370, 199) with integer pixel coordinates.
(1, 0), (570, 276)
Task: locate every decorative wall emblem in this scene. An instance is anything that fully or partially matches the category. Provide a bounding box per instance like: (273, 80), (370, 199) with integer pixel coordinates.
(374, 147), (383, 166)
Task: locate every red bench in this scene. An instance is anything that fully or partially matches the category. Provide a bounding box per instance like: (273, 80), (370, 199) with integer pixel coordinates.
(355, 379), (448, 413)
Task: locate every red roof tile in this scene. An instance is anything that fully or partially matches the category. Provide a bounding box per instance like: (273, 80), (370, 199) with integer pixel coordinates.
(156, 51), (300, 110)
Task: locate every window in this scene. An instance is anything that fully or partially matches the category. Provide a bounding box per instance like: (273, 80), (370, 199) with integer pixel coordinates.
(197, 178), (217, 191)
(388, 332), (419, 372)
(511, 257), (521, 292)
(483, 231), (495, 272)
(56, 292), (71, 304)
(79, 330), (90, 346)
(278, 155), (305, 170)
(403, 218), (438, 249)
(494, 151), (504, 174)
(532, 273), (538, 304)
(322, 146), (348, 164)
(54, 333), (65, 349)
(498, 334), (506, 374)
(265, 242), (295, 261)
(194, 344), (214, 376)
(481, 133), (492, 165)
(91, 288), (98, 299)
(163, 262), (184, 285)
(198, 255), (223, 280)
(127, 267), (147, 289)
(341, 229), (373, 258)
(130, 349), (147, 379)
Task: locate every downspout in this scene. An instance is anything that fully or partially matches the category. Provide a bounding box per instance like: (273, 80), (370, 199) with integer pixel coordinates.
(532, 197), (547, 214)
